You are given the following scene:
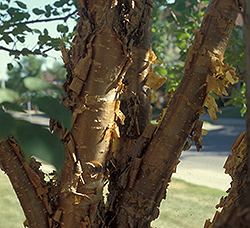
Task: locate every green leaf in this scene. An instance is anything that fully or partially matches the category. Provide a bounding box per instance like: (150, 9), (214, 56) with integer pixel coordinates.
(12, 23), (32, 35)
(7, 63), (14, 71)
(33, 96), (72, 130)
(17, 36), (25, 43)
(0, 88), (19, 104)
(13, 120), (65, 170)
(0, 110), (16, 139)
(45, 11), (51, 18)
(15, 1), (27, 9)
(62, 8), (71, 12)
(44, 28), (49, 36)
(175, 40), (187, 50)
(7, 7), (18, 17)
(23, 77), (51, 91)
(45, 4), (53, 13)
(57, 24), (69, 33)
(1, 102), (25, 112)
(2, 34), (14, 44)
(52, 10), (60, 16)
(32, 8), (45, 15)
(20, 47), (31, 55)
(32, 29), (42, 34)
(54, 0), (66, 7)
(175, 31), (191, 41)
(201, 0), (210, 4)
(0, 3), (8, 10)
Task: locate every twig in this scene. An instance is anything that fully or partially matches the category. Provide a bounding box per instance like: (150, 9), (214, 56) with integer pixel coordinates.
(4, 9), (78, 28)
(0, 45), (54, 56)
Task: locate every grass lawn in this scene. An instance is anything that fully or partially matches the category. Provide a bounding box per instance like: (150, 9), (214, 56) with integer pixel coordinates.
(152, 179), (225, 228)
(0, 172), (225, 228)
(0, 171), (26, 228)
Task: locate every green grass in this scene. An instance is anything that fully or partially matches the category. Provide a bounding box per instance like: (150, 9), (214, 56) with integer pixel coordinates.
(0, 171), (25, 228)
(152, 178), (225, 228)
(0, 172), (225, 228)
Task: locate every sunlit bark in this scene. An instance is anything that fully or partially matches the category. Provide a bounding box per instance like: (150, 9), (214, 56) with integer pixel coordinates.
(0, 0), (245, 227)
(106, 0), (240, 227)
(0, 139), (48, 228)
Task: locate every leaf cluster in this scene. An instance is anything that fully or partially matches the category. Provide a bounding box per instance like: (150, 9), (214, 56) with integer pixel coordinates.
(152, 0), (207, 94)
(0, 73), (71, 171)
(0, 0), (78, 62)
(152, 0), (245, 114)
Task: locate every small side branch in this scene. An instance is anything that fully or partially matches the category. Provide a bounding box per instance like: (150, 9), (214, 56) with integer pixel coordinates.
(0, 139), (49, 228)
(5, 10), (78, 28)
(0, 46), (53, 56)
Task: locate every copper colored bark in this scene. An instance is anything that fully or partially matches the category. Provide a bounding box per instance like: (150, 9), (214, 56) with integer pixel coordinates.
(0, 0), (245, 227)
(51, 0), (154, 227)
(106, 0), (241, 227)
(0, 139), (49, 228)
(204, 1), (250, 227)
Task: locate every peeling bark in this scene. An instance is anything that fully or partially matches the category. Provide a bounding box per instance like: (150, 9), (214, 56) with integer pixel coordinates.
(203, 1), (250, 227)
(106, 0), (241, 227)
(203, 132), (249, 228)
(0, 139), (49, 228)
(50, 0), (153, 227)
(0, 0), (245, 227)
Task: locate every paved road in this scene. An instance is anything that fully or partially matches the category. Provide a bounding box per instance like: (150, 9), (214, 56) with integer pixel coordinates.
(173, 116), (246, 191)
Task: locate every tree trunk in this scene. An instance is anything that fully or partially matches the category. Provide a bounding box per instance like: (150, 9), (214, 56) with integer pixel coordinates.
(0, 0), (243, 227)
(50, 0), (153, 227)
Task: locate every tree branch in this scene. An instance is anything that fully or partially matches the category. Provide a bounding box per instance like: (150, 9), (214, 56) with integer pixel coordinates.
(0, 45), (53, 56)
(0, 139), (49, 228)
(6, 10), (78, 28)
